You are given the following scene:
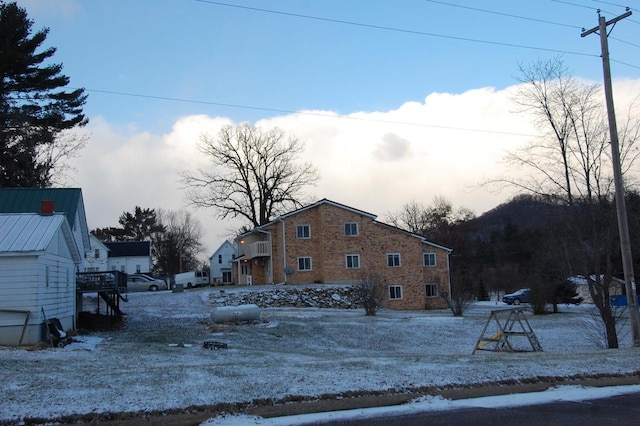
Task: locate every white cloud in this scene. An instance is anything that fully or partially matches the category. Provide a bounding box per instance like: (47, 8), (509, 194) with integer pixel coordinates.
(68, 79), (640, 258)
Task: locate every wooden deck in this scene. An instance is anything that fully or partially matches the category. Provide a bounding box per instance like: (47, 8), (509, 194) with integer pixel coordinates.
(76, 271), (127, 329)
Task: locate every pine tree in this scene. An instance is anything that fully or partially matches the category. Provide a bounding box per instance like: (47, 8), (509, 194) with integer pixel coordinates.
(0, 1), (87, 187)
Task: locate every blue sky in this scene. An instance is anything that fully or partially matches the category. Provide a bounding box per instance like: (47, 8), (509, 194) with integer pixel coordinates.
(23, 0), (639, 130)
(14, 0), (640, 255)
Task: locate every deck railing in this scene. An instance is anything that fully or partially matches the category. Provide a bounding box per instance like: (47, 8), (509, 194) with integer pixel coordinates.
(76, 271), (127, 292)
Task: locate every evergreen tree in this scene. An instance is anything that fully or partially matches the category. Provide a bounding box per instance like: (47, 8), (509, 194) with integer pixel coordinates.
(0, 1), (87, 187)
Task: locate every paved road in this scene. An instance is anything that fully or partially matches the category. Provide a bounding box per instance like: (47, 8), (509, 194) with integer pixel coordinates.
(315, 391), (640, 426)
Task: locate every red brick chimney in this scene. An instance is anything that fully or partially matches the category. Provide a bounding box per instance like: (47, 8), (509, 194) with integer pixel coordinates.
(40, 200), (55, 215)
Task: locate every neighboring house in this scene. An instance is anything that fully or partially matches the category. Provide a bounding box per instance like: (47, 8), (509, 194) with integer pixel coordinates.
(209, 240), (236, 284)
(104, 241), (152, 274)
(0, 213), (81, 346)
(0, 188), (91, 271)
(570, 275), (624, 304)
(234, 199), (452, 310)
(84, 234), (110, 272)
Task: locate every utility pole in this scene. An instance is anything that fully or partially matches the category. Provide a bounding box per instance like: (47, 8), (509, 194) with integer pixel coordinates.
(581, 8), (640, 348)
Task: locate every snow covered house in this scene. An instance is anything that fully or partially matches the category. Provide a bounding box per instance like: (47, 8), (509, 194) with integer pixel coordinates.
(0, 213), (81, 346)
(0, 188), (91, 271)
(234, 199), (453, 310)
(209, 240), (236, 284)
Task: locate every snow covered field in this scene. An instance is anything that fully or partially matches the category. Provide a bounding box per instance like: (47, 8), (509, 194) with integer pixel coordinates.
(1, 285), (639, 424)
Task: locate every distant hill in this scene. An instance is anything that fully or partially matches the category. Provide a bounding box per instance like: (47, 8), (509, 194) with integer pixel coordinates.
(469, 194), (568, 239)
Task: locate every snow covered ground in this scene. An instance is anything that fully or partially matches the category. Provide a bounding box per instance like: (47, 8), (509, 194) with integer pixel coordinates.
(1, 285), (639, 424)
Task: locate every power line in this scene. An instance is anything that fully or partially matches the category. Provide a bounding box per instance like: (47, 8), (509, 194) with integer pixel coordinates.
(423, 0), (582, 29)
(195, 0), (598, 58)
(81, 88), (539, 138)
(611, 59), (640, 70)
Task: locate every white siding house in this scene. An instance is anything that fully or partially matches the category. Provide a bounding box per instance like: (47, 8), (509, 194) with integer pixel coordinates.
(84, 234), (109, 272)
(104, 241), (153, 274)
(0, 188), (91, 271)
(0, 213), (81, 346)
(209, 240), (236, 284)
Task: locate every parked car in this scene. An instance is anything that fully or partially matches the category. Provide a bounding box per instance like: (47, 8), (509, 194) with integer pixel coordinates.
(126, 274), (167, 292)
(503, 288), (531, 305)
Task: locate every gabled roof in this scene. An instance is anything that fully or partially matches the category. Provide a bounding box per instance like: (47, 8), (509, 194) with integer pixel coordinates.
(0, 188), (90, 251)
(209, 240), (236, 260)
(254, 199), (376, 231)
(244, 198), (452, 252)
(104, 241), (151, 257)
(89, 233), (110, 252)
(0, 188), (82, 227)
(0, 213), (81, 263)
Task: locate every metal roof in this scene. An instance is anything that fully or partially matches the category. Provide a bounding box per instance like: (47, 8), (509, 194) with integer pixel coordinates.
(0, 213), (81, 262)
(0, 188), (82, 228)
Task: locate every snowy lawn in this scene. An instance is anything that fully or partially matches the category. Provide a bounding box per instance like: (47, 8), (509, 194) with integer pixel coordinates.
(1, 285), (639, 424)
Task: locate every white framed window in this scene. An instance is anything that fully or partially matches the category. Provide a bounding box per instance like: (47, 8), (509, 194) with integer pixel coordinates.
(218, 254), (222, 264)
(95, 249), (100, 259)
(344, 222), (358, 236)
(297, 256), (312, 271)
(345, 254), (360, 269)
(297, 224), (311, 239)
(387, 253), (401, 267)
(389, 285), (403, 300)
(426, 283), (439, 298)
(423, 252), (436, 267)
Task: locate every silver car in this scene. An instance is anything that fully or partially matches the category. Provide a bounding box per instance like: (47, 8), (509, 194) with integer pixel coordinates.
(126, 275), (167, 292)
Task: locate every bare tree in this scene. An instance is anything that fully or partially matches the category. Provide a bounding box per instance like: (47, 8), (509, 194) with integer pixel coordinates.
(386, 196), (474, 240)
(353, 272), (385, 316)
(484, 57), (640, 348)
(181, 123), (319, 228)
(152, 209), (203, 276)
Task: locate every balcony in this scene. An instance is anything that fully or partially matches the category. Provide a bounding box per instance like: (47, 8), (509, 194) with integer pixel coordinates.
(240, 241), (271, 259)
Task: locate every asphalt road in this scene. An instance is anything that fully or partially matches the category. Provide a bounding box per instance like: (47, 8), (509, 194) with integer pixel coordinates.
(316, 391), (640, 426)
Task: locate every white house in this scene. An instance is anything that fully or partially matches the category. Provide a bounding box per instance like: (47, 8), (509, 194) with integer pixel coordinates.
(209, 240), (236, 284)
(104, 241), (153, 274)
(0, 188), (91, 271)
(84, 234), (110, 272)
(0, 213), (81, 346)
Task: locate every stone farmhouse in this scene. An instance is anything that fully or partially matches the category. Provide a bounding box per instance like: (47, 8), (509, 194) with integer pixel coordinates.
(234, 199), (452, 310)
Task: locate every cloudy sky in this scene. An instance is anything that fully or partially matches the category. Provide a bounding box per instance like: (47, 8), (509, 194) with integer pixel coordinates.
(15, 0), (640, 256)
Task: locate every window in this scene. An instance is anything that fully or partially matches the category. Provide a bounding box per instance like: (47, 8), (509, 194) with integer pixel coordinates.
(297, 224), (311, 239)
(423, 252), (436, 267)
(297, 256), (312, 271)
(218, 254), (222, 264)
(95, 249), (100, 259)
(426, 284), (439, 298)
(222, 271), (232, 283)
(136, 264), (141, 273)
(389, 285), (403, 300)
(344, 222), (358, 236)
(387, 253), (401, 267)
(241, 264), (248, 275)
(345, 254), (360, 269)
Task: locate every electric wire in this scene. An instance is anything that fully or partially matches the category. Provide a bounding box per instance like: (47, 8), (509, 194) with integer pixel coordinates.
(194, 0), (598, 58)
(423, 0), (583, 29)
(80, 88), (539, 138)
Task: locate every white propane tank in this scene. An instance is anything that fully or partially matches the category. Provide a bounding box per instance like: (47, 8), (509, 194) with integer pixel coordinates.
(211, 304), (261, 323)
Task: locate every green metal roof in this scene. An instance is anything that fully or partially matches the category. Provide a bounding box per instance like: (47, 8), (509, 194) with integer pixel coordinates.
(0, 188), (82, 228)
